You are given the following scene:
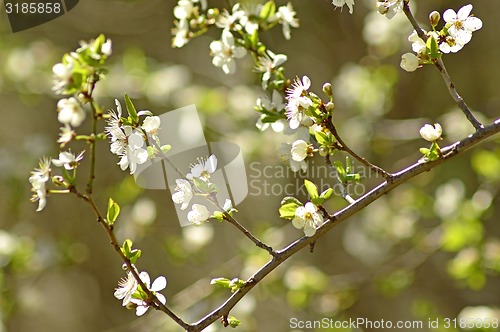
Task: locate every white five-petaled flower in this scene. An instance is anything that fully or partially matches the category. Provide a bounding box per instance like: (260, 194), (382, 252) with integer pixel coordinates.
(280, 143), (308, 173)
(287, 76), (311, 99)
(174, 0), (195, 20)
(142, 116), (161, 137)
(118, 131), (148, 174)
(52, 57), (74, 94)
(292, 202), (324, 237)
(57, 97), (86, 127)
(57, 124), (75, 147)
(209, 29), (247, 74)
(291, 140), (310, 162)
(186, 155), (217, 180)
(331, 0), (355, 14)
(443, 4), (482, 45)
(285, 96), (313, 130)
(52, 150), (84, 170)
(29, 157), (51, 212)
(130, 271), (167, 316)
(400, 53), (419, 72)
(420, 123), (442, 142)
(255, 53), (287, 89)
(114, 271), (138, 306)
(172, 179), (193, 210)
(275, 3), (300, 40)
(187, 204), (211, 225)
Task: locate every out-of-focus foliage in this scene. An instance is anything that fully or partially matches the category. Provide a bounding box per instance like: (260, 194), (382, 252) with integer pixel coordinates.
(1, 0), (499, 331)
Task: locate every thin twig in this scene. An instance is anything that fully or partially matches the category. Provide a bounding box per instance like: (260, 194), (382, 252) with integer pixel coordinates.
(402, 1), (484, 131)
(207, 195), (276, 256)
(74, 190), (191, 330)
(188, 118), (500, 332)
(324, 117), (392, 180)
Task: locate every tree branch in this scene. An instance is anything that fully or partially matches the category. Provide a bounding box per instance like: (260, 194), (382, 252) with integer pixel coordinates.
(188, 118), (500, 332)
(402, 1), (484, 131)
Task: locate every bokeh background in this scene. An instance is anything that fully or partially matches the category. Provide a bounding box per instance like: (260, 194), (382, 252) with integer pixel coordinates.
(1, 0), (500, 331)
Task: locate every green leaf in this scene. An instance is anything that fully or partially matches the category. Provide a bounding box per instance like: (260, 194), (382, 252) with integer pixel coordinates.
(129, 249), (141, 264)
(280, 196), (302, 206)
(228, 278), (245, 292)
(260, 0), (276, 20)
(320, 188), (333, 200)
(315, 131), (329, 146)
(228, 316), (241, 328)
(345, 156), (353, 174)
(106, 198), (120, 225)
(124, 93), (138, 124)
(122, 239), (132, 256)
(160, 145), (172, 155)
(279, 202), (300, 220)
(304, 180), (319, 199)
(211, 277), (231, 288)
(426, 35), (441, 59)
(334, 161), (346, 183)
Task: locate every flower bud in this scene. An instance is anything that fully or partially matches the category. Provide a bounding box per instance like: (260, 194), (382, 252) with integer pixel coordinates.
(322, 82), (333, 97)
(429, 11), (440, 28)
(325, 102), (335, 112)
(420, 123), (442, 142)
(400, 53), (419, 72)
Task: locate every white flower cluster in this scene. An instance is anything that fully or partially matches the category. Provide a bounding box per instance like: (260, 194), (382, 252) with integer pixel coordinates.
(172, 1), (299, 74)
(400, 4), (482, 72)
(171, 155), (233, 225)
(105, 99), (161, 174)
(439, 4), (482, 54)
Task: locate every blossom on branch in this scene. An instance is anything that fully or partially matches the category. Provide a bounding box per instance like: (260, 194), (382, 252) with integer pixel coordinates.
(292, 202), (324, 236)
(420, 123), (442, 142)
(29, 157), (51, 212)
(209, 29), (247, 74)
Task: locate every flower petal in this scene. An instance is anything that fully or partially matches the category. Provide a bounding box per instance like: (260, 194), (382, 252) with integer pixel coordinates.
(151, 276), (167, 292)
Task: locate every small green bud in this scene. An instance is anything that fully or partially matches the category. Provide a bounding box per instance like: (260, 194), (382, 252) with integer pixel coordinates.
(429, 11), (440, 28)
(322, 82), (333, 97)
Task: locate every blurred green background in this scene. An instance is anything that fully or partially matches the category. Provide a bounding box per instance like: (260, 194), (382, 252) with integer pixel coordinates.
(1, 0), (499, 331)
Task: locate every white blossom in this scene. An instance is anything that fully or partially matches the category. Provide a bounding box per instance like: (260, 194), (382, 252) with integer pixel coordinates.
(52, 58), (74, 94)
(118, 132), (148, 174)
(52, 150), (84, 170)
(101, 39), (112, 57)
(255, 53), (287, 89)
(292, 202), (324, 236)
(331, 0), (355, 14)
(186, 155), (217, 180)
(114, 272), (138, 306)
(187, 204), (211, 225)
(172, 179), (193, 210)
(420, 123), (442, 142)
(57, 124), (75, 147)
(57, 97), (86, 127)
(142, 116), (161, 137)
(172, 18), (190, 48)
(280, 143), (308, 173)
(443, 4), (482, 45)
(400, 53), (419, 72)
(130, 272), (167, 316)
(29, 157), (51, 211)
(275, 3), (300, 40)
(209, 29), (247, 74)
(291, 140), (309, 162)
(408, 31), (426, 54)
